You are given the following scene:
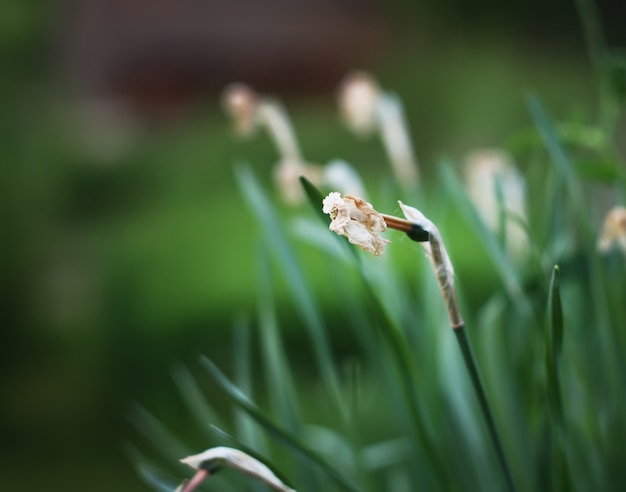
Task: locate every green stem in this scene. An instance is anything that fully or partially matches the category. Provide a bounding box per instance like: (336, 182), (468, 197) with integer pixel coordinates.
(454, 325), (515, 492)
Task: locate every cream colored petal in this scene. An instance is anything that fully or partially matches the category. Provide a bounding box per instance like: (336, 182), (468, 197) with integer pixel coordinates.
(222, 83), (259, 137)
(598, 206), (626, 255)
(323, 192), (390, 256)
(338, 71), (380, 136)
(274, 159), (322, 205)
(181, 447), (295, 492)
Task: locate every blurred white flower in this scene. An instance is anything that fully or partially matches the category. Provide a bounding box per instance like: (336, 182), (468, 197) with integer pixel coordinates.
(464, 149), (528, 257)
(338, 71), (380, 136)
(222, 83), (260, 137)
(598, 206), (626, 256)
(181, 446), (295, 492)
(274, 158), (323, 205)
(338, 71), (419, 189)
(322, 159), (368, 199)
(322, 192), (389, 256)
(223, 83), (302, 161)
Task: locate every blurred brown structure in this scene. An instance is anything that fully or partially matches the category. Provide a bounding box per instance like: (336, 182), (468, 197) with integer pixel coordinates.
(63, 0), (386, 118)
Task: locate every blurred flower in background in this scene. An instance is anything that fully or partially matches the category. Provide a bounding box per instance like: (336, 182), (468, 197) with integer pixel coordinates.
(464, 149), (529, 258)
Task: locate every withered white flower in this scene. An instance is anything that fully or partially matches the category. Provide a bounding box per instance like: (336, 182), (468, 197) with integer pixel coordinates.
(398, 201), (463, 328)
(222, 83), (259, 137)
(464, 149), (528, 256)
(338, 71), (380, 136)
(322, 159), (368, 199)
(338, 71), (419, 189)
(274, 158), (323, 205)
(323, 192), (390, 256)
(598, 206), (626, 256)
(181, 446), (295, 492)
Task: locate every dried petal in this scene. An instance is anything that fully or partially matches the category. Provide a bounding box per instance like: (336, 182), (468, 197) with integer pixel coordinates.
(322, 193), (389, 256)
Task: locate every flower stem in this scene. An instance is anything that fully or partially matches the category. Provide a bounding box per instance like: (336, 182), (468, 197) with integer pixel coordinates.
(182, 469), (210, 492)
(381, 214), (429, 242)
(453, 325), (515, 492)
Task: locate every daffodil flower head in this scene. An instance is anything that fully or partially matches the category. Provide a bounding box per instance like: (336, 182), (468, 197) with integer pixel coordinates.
(322, 192), (389, 256)
(274, 158), (322, 205)
(337, 71), (380, 136)
(222, 83), (259, 137)
(598, 206), (626, 256)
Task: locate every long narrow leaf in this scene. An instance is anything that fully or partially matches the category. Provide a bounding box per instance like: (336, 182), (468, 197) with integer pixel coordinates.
(236, 165), (346, 422)
(200, 355), (361, 492)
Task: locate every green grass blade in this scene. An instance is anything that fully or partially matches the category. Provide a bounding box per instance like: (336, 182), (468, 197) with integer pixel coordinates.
(545, 265), (570, 490)
(128, 404), (191, 460)
(299, 175), (450, 489)
(171, 364), (225, 437)
(440, 161), (533, 318)
(236, 165), (346, 422)
(454, 326), (515, 492)
(549, 265), (563, 364)
(233, 317), (266, 451)
(199, 355), (361, 492)
(210, 424), (296, 489)
(257, 242), (301, 433)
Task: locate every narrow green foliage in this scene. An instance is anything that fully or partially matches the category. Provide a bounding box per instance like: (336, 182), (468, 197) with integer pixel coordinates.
(257, 242), (301, 433)
(171, 364), (226, 436)
(300, 176), (451, 489)
(237, 165), (347, 422)
(453, 326), (515, 492)
(440, 162), (533, 318)
(549, 265), (563, 365)
(199, 356), (361, 492)
(209, 424), (296, 489)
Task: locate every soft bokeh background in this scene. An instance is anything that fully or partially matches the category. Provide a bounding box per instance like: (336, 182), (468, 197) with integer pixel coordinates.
(1, 0), (624, 490)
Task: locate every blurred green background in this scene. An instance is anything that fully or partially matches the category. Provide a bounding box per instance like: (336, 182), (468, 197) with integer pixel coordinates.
(1, 0), (623, 490)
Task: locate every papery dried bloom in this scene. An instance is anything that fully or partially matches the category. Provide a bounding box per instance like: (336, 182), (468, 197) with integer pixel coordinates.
(598, 206), (626, 256)
(222, 83), (259, 137)
(323, 192), (389, 256)
(464, 149), (528, 256)
(181, 447), (295, 492)
(338, 71), (380, 136)
(399, 201), (463, 328)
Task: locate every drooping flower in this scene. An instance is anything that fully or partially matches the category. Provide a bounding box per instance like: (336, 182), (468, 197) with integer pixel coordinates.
(322, 192), (389, 256)
(337, 71), (380, 136)
(338, 71), (419, 189)
(180, 446), (295, 492)
(222, 83), (260, 137)
(464, 149), (528, 257)
(598, 206), (626, 256)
